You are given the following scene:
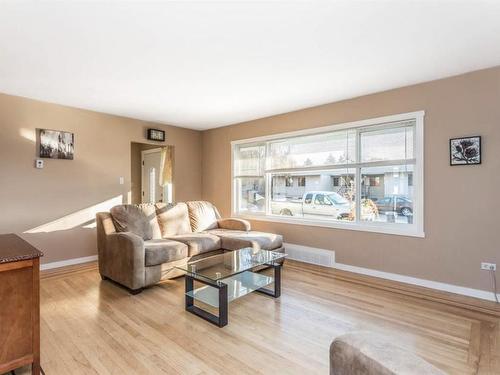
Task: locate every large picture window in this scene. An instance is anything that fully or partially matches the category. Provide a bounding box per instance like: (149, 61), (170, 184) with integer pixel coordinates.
(232, 112), (424, 237)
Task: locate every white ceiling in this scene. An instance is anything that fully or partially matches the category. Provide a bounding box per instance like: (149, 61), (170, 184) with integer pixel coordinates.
(1, 1), (500, 130)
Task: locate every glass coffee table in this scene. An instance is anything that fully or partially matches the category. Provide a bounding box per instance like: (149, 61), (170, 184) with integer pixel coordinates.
(176, 248), (286, 327)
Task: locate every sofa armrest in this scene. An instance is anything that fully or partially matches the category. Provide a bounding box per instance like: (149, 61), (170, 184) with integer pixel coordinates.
(330, 332), (446, 375)
(101, 232), (146, 290)
(217, 218), (251, 231)
(96, 212), (116, 252)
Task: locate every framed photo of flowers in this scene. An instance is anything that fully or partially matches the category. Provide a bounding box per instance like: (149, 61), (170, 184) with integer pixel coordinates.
(449, 136), (481, 166)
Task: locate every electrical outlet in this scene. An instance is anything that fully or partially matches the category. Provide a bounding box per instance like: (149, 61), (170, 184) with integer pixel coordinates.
(481, 262), (496, 271)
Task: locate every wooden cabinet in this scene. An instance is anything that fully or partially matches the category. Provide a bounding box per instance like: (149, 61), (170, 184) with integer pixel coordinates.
(0, 234), (43, 375)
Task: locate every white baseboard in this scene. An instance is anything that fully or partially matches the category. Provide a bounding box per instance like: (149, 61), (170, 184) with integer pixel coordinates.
(285, 242), (500, 303)
(334, 262), (500, 303)
(41, 255), (98, 271)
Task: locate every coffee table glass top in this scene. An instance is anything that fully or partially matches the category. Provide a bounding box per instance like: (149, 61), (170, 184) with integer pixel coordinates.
(176, 248), (286, 281)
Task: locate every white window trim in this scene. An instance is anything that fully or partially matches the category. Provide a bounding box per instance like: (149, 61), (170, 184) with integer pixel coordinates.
(231, 111), (425, 238)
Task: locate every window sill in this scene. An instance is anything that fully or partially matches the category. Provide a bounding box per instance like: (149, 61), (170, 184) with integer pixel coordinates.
(234, 213), (425, 238)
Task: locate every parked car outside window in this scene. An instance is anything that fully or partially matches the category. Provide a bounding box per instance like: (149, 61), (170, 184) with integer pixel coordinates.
(375, 195), (413, 216)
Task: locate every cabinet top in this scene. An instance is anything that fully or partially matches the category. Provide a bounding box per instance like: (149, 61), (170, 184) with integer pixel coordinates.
(0, 234), (44, 264)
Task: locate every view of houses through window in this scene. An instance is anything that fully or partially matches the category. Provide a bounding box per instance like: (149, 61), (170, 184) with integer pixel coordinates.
(233, 114), (422, 234)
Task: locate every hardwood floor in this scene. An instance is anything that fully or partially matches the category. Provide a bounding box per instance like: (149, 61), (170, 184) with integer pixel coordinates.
(14, 261), (500, 374)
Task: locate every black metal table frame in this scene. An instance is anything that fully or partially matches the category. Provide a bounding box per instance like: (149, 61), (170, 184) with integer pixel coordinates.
(185, 263), (282, 328)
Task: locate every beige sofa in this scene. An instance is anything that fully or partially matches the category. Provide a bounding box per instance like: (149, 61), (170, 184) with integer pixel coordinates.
(96, 201), (284, 294)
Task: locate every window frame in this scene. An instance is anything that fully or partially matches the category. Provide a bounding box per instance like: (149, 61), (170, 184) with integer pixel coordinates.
(231, 111), (425, 237)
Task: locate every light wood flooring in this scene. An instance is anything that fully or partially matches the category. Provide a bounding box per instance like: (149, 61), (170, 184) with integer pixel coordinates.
(14, 261), (500, 374)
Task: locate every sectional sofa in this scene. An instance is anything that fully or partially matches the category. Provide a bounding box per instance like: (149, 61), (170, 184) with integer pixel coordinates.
(96, 201), (284, 293)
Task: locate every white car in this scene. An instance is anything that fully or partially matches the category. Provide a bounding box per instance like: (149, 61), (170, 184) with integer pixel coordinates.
(271, 191), (351, 219)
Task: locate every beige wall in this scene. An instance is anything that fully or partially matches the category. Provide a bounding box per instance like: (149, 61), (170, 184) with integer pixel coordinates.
(202, 66), (500, 292)
(0, 93), (202, 263)
(2, 67), (498, 292)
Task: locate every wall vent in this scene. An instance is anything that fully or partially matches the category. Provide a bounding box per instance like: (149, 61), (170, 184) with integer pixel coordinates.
(284, 242), (335, 267)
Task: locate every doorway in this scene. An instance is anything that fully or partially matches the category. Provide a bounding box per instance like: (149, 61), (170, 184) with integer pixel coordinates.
(141, 148), (172, 204)
(130, 142), (173, 204)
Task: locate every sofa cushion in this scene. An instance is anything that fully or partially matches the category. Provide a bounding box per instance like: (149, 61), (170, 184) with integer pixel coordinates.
(144, 239), (188, 267)
(165, 233), (222, 256)
(156, 202), (192, 236)
(110, 204), (162, 240)
(186, 201), (221, 232)
(206, 229), (283, 251)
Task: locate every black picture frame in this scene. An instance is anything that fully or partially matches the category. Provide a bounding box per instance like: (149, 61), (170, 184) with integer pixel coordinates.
(147, 128), (165, 142)
(449, 136), (481, 166)
(38, 129), (75, 160)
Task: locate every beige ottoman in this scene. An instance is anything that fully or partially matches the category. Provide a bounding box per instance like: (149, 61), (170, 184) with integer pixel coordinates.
(330, 332), (446, 375)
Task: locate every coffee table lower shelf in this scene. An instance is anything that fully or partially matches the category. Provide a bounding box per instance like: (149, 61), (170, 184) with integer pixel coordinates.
(185, 264), (281, 327)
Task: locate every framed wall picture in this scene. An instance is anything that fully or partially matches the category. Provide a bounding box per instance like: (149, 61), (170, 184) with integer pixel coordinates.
(449, 136), (481, 166)
(39, 129), (74, 160)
